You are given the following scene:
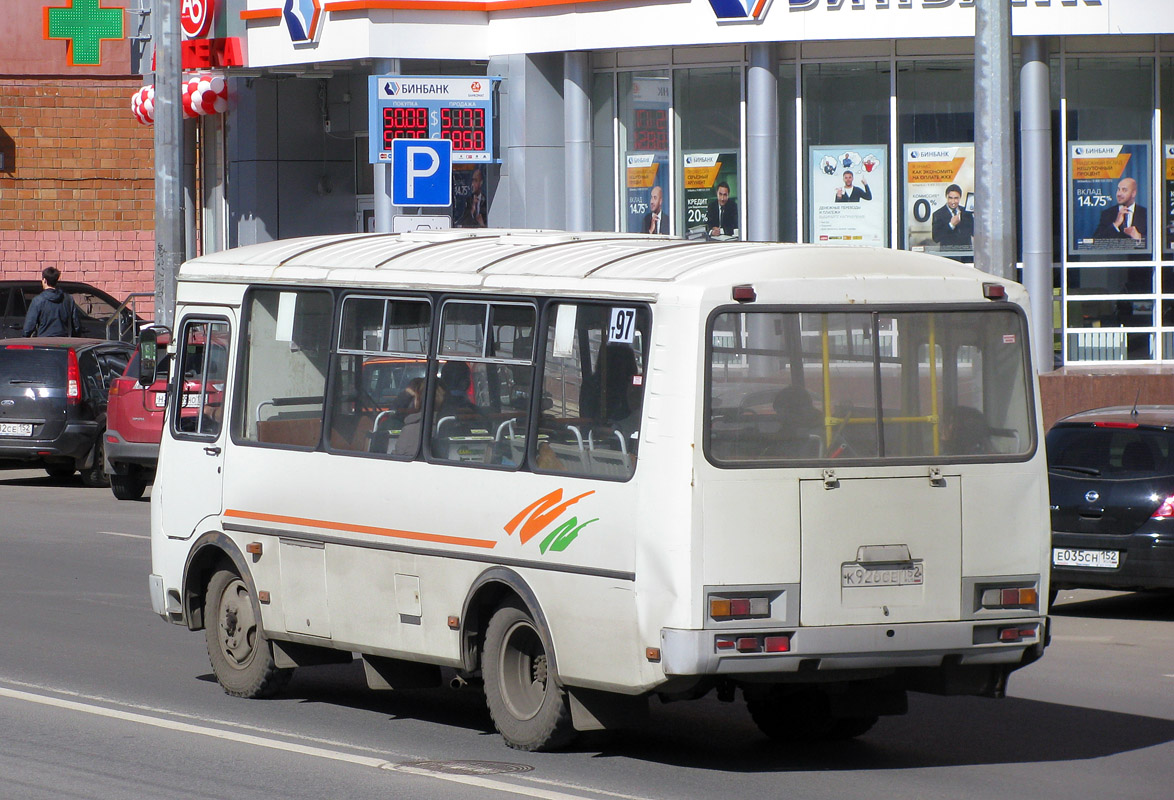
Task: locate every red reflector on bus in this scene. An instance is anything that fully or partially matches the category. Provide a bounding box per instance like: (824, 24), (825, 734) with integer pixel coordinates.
(736, 637), (761, 653)
(764, 635), (791, 653)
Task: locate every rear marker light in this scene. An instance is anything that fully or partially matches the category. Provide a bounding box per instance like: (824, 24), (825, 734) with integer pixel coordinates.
(732, 285), (757, 303)
(736, 637), (761, 653)
(245, 542), (263, 555)
(982, 282), (1007, 300)
(448, 615), (460, 630)
(645, 647), (661, 662)
(257, 591), (271, 604)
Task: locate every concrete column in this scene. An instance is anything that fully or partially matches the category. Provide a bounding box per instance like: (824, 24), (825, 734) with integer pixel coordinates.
(747, 42), (779, 242)
(564, 52), (592, 232)
(1020, 37), (1056, 373)
(973, 0), (1017, 281)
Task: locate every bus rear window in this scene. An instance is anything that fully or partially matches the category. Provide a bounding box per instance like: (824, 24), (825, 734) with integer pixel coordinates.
(706, 308), (1034, 465)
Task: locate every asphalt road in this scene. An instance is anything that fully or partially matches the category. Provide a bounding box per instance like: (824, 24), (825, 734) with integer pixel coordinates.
(2, 466), (1172, 800)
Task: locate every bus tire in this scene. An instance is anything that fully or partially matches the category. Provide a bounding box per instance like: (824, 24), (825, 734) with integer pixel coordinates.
(483, 599), (576, 751)
(746, 686), (837, 742)
(204, 567), (292, 699)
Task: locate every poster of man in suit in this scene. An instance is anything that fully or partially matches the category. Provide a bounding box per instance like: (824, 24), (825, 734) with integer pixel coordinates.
(1069, 141), (1151, 256)
(1164, 143), (1174, 256)
(904, 143), (976, 258)
(809, 146), (887, 246)
(683, 152), (740, 239)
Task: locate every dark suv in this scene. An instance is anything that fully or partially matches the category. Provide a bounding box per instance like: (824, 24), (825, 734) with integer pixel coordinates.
(0, 280), (139, 342)
(1047, 405), (1174, 594)
(0, 338), (133, 485)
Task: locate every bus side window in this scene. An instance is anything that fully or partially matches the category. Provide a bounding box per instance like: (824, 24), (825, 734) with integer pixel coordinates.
(536, 303), (649, 480)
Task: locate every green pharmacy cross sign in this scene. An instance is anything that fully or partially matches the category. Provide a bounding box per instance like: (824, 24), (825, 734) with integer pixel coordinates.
(44, 0), (125, 67)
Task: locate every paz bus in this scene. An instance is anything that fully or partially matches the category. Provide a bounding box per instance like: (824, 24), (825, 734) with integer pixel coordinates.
(144, 230), (1049, 751)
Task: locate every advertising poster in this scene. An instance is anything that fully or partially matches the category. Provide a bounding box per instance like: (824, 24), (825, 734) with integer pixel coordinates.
(1165, 143), (1174, 255)
(452, 164), (488, 228)
(683, 152), (740, 239)
(904, 143), (975, 257)
(1068, 141), (1151, 256)
(809, 145), (888, 246)
(625, 154), (667, 234)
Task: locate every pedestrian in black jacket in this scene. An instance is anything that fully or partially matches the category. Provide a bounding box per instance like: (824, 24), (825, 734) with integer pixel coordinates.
(23, 267), (81, 337)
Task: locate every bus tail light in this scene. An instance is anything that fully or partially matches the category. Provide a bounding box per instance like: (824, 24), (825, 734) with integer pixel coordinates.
(709, 594), (771, 621)
(998, 625), (1037, 643)
(732, 285), (756, 303)
(982, 282), (1006, 300)
(66, 349), (81, 405)
(981, 587), (1038, 610)
(764, 635), (791, 653)
(714, 633), (792, 654)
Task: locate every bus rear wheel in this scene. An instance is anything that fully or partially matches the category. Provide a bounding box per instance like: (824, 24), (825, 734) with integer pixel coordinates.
(483, 599), (575, 751)
(745, 686), (877, 742)
(205, 567), (292, 699)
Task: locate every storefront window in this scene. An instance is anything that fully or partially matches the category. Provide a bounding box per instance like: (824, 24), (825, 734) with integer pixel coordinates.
(618, 71), (670, 235)
(592, 73), (616, 232)
(1159, 58), (1174, 354)
(675, 67), (741, 240)
(1063, 55), (1156, 361)
(779, 63), (798, 243)
(803, 62), (891, 247)
(896, 60), (975, 261)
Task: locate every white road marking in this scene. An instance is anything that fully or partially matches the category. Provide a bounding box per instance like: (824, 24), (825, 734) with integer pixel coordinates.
(0, 683), (649, 800)
(97, 531), (150, 540)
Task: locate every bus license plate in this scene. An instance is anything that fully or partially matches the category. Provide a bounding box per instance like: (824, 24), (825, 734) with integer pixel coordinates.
(0, 423), (33, 436)
(841, 562), (924, 588)
(1052, 548), (1119, 569)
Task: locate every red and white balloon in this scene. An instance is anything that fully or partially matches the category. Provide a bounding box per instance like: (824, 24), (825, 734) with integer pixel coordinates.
(131, 85), (155, 125)
(182, 73), (228, 118)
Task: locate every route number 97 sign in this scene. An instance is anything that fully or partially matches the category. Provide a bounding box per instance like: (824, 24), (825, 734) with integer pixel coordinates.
(368, 76), (499, 164)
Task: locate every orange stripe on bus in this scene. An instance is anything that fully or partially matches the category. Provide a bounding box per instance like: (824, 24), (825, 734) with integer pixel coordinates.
(224, 509), (498, 549)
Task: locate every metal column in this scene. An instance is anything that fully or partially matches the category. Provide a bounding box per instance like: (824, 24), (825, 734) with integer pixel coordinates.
(564, 52), (593, 232)
(152, 0), (183, 327)
(973, 0), (1017, 281)
(747, 43), (779, 243)
(373, 59), (397, 232)
(1020, 37), (1056, 373)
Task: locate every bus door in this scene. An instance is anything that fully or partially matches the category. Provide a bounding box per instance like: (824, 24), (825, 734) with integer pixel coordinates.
(160, 314), (234, 540)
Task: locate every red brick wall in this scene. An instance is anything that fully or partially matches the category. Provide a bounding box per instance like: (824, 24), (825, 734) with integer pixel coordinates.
(0, 77), (155, 301)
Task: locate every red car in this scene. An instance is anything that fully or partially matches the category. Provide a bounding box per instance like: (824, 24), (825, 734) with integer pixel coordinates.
(104, 351), (166, 500)
(105, 332), (225, 500)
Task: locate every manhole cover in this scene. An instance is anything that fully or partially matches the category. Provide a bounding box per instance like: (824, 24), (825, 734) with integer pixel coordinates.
(397, 760), (534, 776)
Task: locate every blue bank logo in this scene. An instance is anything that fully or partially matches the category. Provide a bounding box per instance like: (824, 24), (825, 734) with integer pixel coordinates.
(708, 0), (772, 21)
(283, 0), (322, 43)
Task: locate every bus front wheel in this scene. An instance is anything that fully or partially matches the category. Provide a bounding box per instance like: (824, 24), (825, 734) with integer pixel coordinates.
(483, 599), (576, 751)
(204, 567), (292, 699)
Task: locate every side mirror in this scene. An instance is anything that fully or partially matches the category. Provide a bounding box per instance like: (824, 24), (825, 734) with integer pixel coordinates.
(138, 326), (172, 387)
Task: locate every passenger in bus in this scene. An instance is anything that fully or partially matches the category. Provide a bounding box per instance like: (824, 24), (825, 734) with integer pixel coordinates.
(438, 360), (480, 418)
(594, 343), (643, 441)
(394, 378), (443, 457)
(768, 385), (823, 457)
(942, 405), (990, 455)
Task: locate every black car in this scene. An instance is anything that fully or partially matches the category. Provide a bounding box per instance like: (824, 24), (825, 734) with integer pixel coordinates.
(0, 280), (139, 342)
(1047, 405), (1174, 593)
(0, 337), (133, 485)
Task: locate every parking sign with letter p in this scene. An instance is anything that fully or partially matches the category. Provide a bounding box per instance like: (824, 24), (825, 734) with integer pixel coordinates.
(391, 139), (453, 208)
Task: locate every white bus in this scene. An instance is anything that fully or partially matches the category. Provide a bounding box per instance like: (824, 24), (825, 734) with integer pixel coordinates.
(145, 230), (1050, 751)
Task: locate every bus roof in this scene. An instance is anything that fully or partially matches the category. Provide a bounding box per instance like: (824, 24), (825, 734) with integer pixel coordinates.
(178, 230), (1012, 300)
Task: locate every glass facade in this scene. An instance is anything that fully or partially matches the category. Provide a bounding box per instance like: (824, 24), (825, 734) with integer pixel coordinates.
(590, 36), (1174, 364)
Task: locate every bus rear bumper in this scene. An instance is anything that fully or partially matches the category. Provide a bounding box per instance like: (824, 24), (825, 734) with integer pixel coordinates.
(660, 618), (1045, 677)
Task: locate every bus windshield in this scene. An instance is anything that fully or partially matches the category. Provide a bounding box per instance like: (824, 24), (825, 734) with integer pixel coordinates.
(707, 307), (1034, 464)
